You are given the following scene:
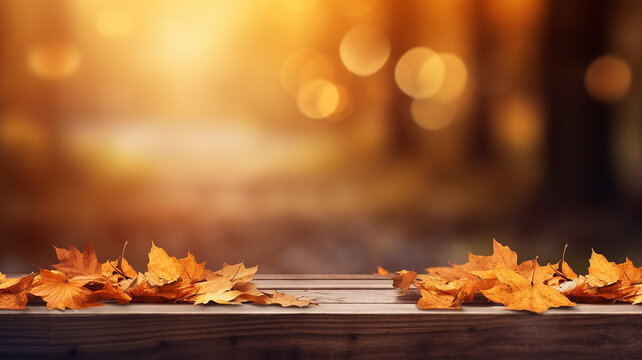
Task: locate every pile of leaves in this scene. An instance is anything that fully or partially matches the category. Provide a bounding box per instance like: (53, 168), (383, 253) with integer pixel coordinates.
(378, 239), (642, 313)
(0, 243), (312, 310)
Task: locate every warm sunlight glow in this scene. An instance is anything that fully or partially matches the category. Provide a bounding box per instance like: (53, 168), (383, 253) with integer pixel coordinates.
(338, 0), (379, 17)
(410, 99), (457, 130)
(433, 53), (468, 102)
(585, 55), (632, 103)
(26, 41), (81, 79)
(395, 47), (445, 98)
(340, 26), (390, 76)
(297, 79), (340, 119)
(95, 6), (135, 39)
(492, 95), (542, 151)
(281, 48), (318, 96)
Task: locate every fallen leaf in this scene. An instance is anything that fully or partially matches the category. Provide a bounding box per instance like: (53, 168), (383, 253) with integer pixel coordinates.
(416, 288), (459, 309)
(481, 266), (576, 313)
(178, 252), (206, 281)
(191, 277), (241, 305)
(3, 242), (312, 309)
(387, 270), (418, 296)
(376, 266), (389, 275)
(29, 269), (101, 310)
(0, 273), (36, 309)
(617, 258), (642, 284)
(378, 239), (623, 313)
(146, 242), (182, 286)
(586, 250), (620, 287)
(268, 290), (312, 307)
(425, 266), (477, 282)
(90, 281), (132, 304)
(213, 262), (258, 284)
(53, 244), (102, 278)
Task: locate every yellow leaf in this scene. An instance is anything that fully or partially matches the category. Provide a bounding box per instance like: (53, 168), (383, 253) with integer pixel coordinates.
(481, 267), (575, 313)
(586, 250), (620, 287)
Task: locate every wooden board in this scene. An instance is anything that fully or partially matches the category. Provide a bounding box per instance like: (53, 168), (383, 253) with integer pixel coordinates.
(1, 275), (641, 359)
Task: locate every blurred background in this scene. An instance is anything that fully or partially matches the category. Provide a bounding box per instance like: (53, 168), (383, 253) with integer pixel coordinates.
(1, 0), (641, 274)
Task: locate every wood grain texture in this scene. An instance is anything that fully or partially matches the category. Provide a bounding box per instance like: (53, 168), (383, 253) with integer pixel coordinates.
(1, 275), (641, 360)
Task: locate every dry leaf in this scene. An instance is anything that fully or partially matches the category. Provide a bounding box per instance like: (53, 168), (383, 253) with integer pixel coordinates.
(0, 273), (36, 309)
(376, 266), (389, 275)
(29, 269), (101, 310)
(425, 266), (477, 282)
(191, 277), (240, 305)
(586, 250), (620, 287)
(378, 269), (418, 296)
(214, 262), (258, 284)
(618, 258), (642, 284)
(146, 242), (183, 286)
(378, 239), (639, 313)
(269, 290), (313, 307)
(4, 242), (312, 310)
(456, 239), (518, 271)
(178, 252), (206, 281)
(480, 266), (576, 313)
(53, 244), (102, 278)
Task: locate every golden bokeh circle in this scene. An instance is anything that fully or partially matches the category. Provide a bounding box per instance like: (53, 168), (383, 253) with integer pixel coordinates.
(297, 79), (340, 119)
(410, 99), (457, 130)
(585, 55), (632, 103)
(27, 41), (81, 79)
(340, 26), (390, 76)
(433, 53), (468, 102)
(395, 47), (445, 98)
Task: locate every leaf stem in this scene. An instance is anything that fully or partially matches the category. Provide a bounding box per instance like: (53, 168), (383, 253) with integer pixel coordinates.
(531, 256), (539, 285)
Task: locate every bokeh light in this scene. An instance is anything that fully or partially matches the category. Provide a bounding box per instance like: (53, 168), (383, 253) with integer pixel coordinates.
(432, 53), (468, 102)
(340, 26), (390, 76)
(327, 85), (353, 121)
(26, 41), (81, 79)
(296, 79), (340, 119)
(492, 95), (542, 152)
(0, 112), (47, 161)
(299, 55), (338, 87)
(95, 6), (135, 39)
(585, 55), (632, 103)
(280, 48), (318, 96)
(395, 47), (445, 98)
(410, 99), (457, 130)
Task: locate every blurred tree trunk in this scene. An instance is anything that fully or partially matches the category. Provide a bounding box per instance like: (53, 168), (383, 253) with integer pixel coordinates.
(469, 0), (493, 163)
(383, 0), (419, 157)
(542, 0), (615, 206)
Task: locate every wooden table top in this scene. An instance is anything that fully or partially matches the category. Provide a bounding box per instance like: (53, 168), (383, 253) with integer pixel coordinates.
(1, 274), (641, 359)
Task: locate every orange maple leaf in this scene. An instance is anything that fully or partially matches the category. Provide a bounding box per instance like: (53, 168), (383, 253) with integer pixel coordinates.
(178, 251), (207, 281)
(0, 273), (36, 309)
(378, 269), (417, 296)
(480, 265), (576, 313)
(212, 262), (258, 284)
(268, 290), (313, 307)
(454, 239), (519, 271)
(617, 258), (642, 284)
(53, 244), (102, 278)
(9, 242), (313, 310)
(29, 269), (101, 310)
(586, 250), (620, 287)
(146, 242), (182, 286)
(191, 277), (240, 305)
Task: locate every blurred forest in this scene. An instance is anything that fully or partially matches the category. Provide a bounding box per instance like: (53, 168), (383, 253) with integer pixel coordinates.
(1, 0), (641, 273)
